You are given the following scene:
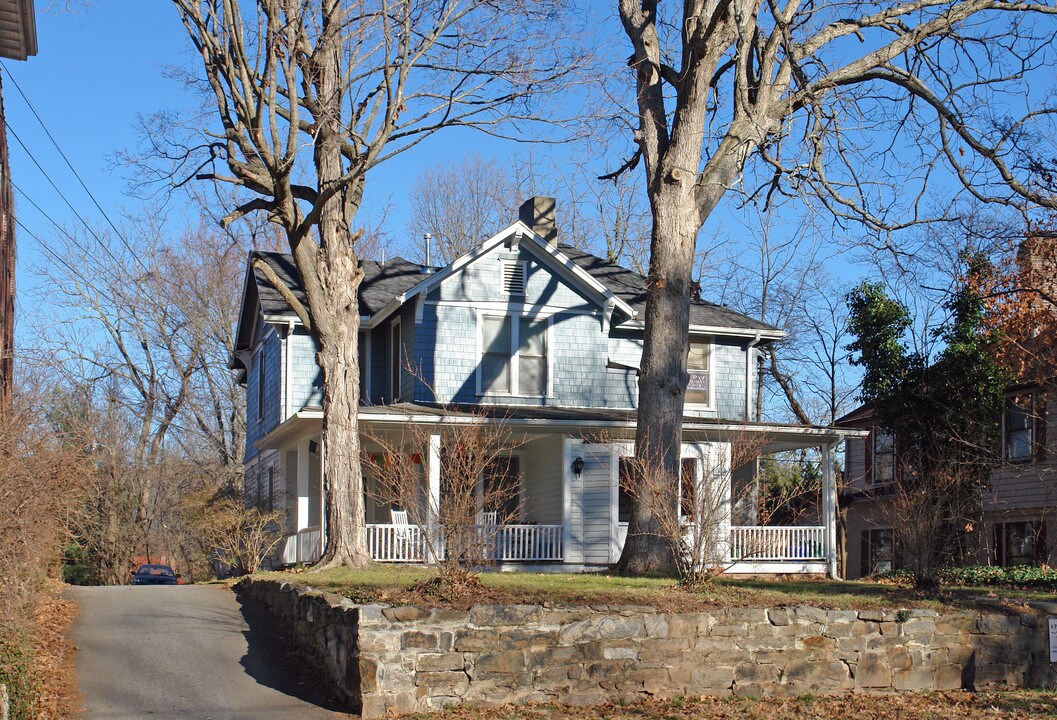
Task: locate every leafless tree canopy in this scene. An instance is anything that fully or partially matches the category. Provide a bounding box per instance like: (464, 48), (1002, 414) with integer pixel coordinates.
(614, 0), (1057, 574)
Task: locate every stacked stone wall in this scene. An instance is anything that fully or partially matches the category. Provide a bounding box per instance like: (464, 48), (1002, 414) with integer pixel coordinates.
(237, 579), (1057, 718)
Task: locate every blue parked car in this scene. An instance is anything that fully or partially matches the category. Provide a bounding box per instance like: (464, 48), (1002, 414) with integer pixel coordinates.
(132, 564), (180, 586)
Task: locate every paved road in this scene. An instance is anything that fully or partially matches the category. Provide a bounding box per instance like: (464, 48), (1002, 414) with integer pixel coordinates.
(69, 585), (346, 720)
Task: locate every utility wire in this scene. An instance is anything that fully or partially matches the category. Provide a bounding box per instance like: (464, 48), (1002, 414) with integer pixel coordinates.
(1, 62), (133, 250)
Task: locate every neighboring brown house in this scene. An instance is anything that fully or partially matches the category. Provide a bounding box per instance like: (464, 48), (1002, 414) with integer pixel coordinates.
(837, 390), (1056, 579)
(0, 0), (37, 418)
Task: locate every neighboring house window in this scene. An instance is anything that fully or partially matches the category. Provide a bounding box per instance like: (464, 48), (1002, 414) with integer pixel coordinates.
(257, 348), (265, 423)
(685, 339), (711, 405)
(994, 520), (1046, 566)
(501, 260), (526, 295)
(871, 431), (895, 486)
(390, 319), (402, 402)
(860, 527), (895, 577)
(1004, 393), (1037, 463)
(479, 315), (550, 396)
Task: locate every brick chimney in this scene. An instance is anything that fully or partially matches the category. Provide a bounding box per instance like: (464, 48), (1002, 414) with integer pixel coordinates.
(518, 196), (557, 246)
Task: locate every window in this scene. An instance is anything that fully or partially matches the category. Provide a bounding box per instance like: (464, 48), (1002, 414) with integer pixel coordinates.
(685, 339), (711, 405)
(263, 467), (273, 512)
(479, 315), (549, 396)
(860, 527), (895, 577)
(994, 520), (1046, 566)
(617, 457), (634, 523)
(680, 458), (698, 519)
(256, 349), (265, 422)
(871, 431), (895, 486)
(1004, 394), (1035, 463)
(390, 319), (402, 402)
(501, 260), (526, 295)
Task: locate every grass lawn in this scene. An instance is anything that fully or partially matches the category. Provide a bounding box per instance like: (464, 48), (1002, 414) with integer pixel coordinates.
(401, 692), (1057, 719)
(258, 564), (1052, 613)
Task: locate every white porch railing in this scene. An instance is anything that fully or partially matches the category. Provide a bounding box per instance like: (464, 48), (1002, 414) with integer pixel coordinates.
(366, 523), (429, 562)
(728, 525), (825, 562)
(365, 523), (563, 563)
(280, 526), (322, 565)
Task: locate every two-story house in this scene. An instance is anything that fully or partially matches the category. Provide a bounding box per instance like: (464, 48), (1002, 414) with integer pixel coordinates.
(838, 391), (1056, 579)
(232, 197), (856, 574)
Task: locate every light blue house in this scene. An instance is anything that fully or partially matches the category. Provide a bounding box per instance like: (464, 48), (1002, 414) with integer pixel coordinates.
(233, 197), (854, 574)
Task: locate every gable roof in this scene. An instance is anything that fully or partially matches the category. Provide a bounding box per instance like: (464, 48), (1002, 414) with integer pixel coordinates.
(232, 251), (431, 369)
(234, 227), (783, 368)
(558, 245), (782, 337)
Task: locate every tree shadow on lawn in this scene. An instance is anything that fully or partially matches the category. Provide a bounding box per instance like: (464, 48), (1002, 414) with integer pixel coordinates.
(235, 594), (352, 713)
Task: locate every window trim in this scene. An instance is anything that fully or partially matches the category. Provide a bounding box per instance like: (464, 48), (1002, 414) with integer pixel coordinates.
(390, 317), (403, 403)
(869, 429), (896, 487)
(1003, 391), (1036, 464)
(994, 519), (1046, 567)
(684, 337), (714, 408)
(861, 526), (895, 577)
(475, 311), (554, 398)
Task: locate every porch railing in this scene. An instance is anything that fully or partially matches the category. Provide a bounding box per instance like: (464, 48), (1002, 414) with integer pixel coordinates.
(280, 525), (322, 565)
(728, 525), (825, 562)
(365, 523), (563, 563)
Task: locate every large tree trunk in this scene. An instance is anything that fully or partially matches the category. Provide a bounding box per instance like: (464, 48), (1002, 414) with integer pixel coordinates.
(617, 189), (698, 574)
(309, 12), (370, 569)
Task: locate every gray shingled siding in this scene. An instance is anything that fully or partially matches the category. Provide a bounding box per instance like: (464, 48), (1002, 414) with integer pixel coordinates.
(708, 338), (750, 420)
(287, 330), (323, 412)
(245, 326), (282, 461)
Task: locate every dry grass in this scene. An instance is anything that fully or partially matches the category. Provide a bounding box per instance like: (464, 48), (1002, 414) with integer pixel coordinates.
(260, 565), (1049, 614)
(404, 692), (1057, 720)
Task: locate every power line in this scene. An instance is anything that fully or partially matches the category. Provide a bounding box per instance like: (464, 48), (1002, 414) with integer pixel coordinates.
(1, 62), (133, 250)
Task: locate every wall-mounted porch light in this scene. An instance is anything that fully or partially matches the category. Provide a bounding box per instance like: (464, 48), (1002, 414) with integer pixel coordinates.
(571, 457), (585, 477)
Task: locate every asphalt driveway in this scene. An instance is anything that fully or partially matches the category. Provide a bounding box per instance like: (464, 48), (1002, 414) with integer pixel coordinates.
(69, 584), (345, 720)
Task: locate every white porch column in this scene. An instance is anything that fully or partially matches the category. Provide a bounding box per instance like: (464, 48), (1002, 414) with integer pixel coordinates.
(561, 436), (575, 564)
(427, 433), (441, 563)
(319, 435), (326, 554)
(715, 442), (732, 563)
(296, 437), (311, 532)
(822, 441), (839, 579)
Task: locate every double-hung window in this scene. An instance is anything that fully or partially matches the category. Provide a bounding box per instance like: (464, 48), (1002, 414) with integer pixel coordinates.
(1004, 394), (1035, 463)
(871, 431), (895, 486)
(479, 315), (549, 396)
(685, 339), (712, 405)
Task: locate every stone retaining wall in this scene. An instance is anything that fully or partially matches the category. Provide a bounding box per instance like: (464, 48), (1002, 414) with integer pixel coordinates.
(236, 578), (1057, 718)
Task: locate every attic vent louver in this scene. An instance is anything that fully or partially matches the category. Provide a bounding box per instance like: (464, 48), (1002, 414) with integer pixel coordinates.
(501, 260), (526, 295)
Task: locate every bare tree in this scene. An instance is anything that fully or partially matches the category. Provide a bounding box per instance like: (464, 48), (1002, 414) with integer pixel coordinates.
(365, 414), (522, 590)
(612, 0), (1057, 573)
(165, 0), (584, 568)
(407, 155), (517, 264)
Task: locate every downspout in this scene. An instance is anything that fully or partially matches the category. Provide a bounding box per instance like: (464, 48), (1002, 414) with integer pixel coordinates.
(745, 333), (762, 421)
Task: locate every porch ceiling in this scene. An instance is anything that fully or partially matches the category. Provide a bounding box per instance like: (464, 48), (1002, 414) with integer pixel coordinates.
(255, 408), (322, 450)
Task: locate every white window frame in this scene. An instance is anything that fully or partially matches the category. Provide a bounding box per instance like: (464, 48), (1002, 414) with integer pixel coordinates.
(1003, 392), (1035, 464)
(684, 337), (715, 408)
(390, 317), (403, 402)
(870, 430), (896, 487)
(475, 311), (553, 398)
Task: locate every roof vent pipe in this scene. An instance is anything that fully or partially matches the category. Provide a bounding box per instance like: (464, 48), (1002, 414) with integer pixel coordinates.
(518, 196), (557, 246)
(424, 232), (432, 266)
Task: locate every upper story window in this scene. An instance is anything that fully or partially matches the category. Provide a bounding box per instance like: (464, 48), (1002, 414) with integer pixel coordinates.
(685, 339), (712, 405)
(479, 314), (549, 396)
(1004, 393), (1036, 463)
(871, 430), (895, 486)
(256, 348), (265, 422)
(500, 260), (526, 295)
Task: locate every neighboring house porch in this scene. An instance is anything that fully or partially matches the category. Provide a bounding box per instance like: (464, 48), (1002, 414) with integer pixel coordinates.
(255, 404), (858, 576)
